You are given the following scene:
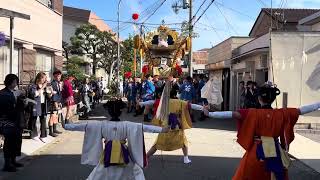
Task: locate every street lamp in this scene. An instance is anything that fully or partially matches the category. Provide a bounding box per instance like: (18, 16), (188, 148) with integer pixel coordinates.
(117, 0), (122, 95)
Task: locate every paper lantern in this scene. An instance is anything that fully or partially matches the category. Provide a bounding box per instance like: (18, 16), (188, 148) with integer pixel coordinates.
(132, 13), (139, 21)
(142, 65), (149, 74)
(175, 64), (182, 76)
(124, 72), (132, 78)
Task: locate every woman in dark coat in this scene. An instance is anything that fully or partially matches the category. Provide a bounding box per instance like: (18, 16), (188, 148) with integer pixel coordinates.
(28, 72), (51, 143)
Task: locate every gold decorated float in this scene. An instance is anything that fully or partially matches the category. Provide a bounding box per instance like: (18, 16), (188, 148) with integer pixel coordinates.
(134, 25), (190, 78)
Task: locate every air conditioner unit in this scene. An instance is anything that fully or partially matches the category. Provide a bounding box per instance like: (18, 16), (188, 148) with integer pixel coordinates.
(257, 55), (268, 69)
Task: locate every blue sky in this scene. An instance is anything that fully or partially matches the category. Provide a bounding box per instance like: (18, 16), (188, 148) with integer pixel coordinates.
(64, 0), (320, 50)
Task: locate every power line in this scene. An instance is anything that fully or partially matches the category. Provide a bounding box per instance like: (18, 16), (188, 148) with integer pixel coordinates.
(203, 14), (224, 41)
(256, 0), (268, 7)
(215, 1), (255, 20)
(142, 0), (168, 23)
(64, 14), (183, 26)
(119, 0), (167, 32)
(193, 0), (216, 26)
(116, 0), (160, 31)
(193, 0), (207, 19)
(214, 2), (239, 35)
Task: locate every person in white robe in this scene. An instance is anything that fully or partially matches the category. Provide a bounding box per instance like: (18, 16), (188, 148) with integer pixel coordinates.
(64, 99), (168, 180)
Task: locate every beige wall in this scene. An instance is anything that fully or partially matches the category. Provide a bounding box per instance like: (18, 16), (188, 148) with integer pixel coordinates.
(234, 34), (269, 57)
(271, 32), (320, 123)
(311, 22), (320, 31)
(208, 37), (253, 65)
(208, 39), (232, 64)
(0, 0), (62, 52)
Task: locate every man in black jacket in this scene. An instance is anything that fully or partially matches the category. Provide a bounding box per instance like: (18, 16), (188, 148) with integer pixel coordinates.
(0, 74), (23, 172)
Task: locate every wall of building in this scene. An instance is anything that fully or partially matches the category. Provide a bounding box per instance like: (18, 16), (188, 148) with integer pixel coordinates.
(208, 39), (232, 64)
(0, 0), (63, 52)
(271, 31), (320, 124)
(311, 22), (320, 31)
(233, 34), (270, 57)
(63, 18), (86, 44)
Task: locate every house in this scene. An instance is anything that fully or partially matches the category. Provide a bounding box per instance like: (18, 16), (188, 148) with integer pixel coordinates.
(206, 37), (253, 110)
(230, 8), (320, 110)
(229, 8), (320, 127)
(0, 0), (63, 86)
(63, 6), (117, 79)
(192, 50), (208, 75)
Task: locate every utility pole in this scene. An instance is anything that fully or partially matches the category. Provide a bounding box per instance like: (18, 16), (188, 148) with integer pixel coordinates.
(172, 0), (193, 77)
(117, 0), (122, 95)
(188, 0), (193, 78)
(140, 25), (144, 74)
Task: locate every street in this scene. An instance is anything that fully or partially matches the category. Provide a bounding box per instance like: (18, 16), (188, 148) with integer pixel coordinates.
(1, 105), (320, 180)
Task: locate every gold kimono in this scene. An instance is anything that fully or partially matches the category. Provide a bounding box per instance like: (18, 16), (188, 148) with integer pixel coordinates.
(152, 99), (192, 151)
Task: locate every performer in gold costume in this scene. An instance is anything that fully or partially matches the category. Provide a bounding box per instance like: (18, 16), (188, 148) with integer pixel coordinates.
(140, 81), (203, 164)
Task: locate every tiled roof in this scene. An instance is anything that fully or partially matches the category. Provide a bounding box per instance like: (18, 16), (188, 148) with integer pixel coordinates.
(262, 8), (320, 23)
(63, 6), (91, 22)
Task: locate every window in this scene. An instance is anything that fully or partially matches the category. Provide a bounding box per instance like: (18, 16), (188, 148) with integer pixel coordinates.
(36, 52), (53, 79)
(0, 46), (19, 85)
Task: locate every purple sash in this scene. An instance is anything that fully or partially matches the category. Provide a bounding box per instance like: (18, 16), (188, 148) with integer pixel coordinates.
(256, 138), (284, 180)
(168, 113), (181, 130)
(104, 140), (130, 168)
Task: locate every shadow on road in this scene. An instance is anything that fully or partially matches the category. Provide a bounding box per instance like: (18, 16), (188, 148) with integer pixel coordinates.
(2, 153), (319, 180)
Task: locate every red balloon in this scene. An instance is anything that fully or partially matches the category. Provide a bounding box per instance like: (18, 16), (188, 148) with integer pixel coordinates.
(132, 13), (139, 20)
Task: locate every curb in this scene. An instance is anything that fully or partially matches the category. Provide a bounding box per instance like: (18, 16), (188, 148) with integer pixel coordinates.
(295, 129), (320, 135)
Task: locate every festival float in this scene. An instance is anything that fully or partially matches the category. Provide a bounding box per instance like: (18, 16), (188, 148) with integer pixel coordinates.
(133, 25), (191, 78)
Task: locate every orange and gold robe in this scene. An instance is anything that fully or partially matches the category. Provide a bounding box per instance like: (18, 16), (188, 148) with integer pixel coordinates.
(233, 108), (300, 180)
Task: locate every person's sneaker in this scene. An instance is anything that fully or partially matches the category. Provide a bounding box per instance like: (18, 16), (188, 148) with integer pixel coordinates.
(183, 157), (192, 164)
(32, 137), (41, 142)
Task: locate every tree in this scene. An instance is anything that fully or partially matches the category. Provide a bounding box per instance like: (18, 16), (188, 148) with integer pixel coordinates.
(70, 24), (101, 75)
(66, 56), (87, 81)
(96, 31), (118, 86)
(121, 35), (140, 77)
(181, 20), (199, 38)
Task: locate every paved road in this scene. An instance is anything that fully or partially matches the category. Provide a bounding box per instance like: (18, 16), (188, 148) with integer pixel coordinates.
(2, 105), (320, 180)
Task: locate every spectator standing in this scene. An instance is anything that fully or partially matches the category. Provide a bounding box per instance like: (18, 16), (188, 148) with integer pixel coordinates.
(239, 81), (245, 109)
(180, 76), (196, 122)
(62, 75), (75, 124)
(80, 78), (93, 119)
(28, 72), (51, 143)
(134, 77), (143, 116)
(48, 70), (63, 137)
(0, 74), (24, 172)
(126, 78), (137, 113)
(153, 75), (163, 99)
(141, 74), (155, 122)
(244, 81), (258, 108)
